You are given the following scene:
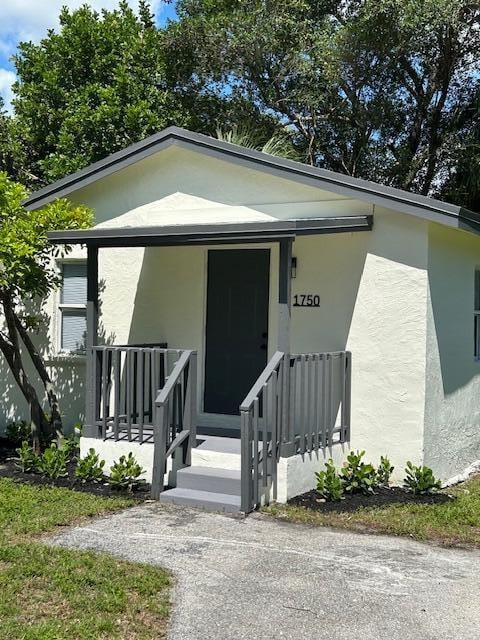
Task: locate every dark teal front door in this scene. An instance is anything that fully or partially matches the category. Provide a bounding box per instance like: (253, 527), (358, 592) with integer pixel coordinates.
(204, 249), (270, 416)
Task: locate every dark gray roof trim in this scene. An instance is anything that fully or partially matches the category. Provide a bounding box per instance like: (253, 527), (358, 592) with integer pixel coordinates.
(24, 126), (479, 235)
(47, 216), (373, 247)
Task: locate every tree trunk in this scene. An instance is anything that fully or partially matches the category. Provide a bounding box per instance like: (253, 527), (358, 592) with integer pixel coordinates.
(14, 315), (63, 439)
(0, 291), (53, 450)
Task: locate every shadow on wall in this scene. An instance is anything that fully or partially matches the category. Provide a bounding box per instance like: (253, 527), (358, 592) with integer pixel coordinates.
(127, 246), (204, 349)
(428, 228), (479, 395)
(291, 233), (367, 354)
(0, 279), (117, 434)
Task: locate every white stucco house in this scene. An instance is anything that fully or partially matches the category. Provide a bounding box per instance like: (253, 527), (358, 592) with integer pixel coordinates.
(10, 126), (480, 512)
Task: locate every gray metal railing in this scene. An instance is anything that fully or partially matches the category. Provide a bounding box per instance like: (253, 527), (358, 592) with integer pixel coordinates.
(240, 351), (286, 513)
(240, 350), (351, 513)
(289, 351), (351, 454)
(90, 345), (182, 443)
(151, 350), (197, 499)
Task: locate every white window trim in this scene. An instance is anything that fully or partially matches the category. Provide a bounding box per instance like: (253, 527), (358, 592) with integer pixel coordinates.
(56, 259), (87, 357)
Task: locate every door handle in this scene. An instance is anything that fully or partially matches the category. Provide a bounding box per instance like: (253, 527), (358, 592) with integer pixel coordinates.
(262, 332), (268, 339)
(261, 344), (267, 350)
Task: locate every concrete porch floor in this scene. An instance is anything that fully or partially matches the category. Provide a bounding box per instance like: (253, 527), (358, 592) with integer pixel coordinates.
(51, 503), (480, 640)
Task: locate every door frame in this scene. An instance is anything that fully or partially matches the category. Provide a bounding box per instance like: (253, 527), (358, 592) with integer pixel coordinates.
(198, 244), (278, 431)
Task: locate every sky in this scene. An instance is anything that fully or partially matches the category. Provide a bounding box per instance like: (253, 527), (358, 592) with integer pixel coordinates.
(0, 1), (177, 113)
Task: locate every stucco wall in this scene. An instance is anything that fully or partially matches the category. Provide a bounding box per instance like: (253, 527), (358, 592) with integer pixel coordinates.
(424, 223), (480, 480)
(291, 208), (429, 479)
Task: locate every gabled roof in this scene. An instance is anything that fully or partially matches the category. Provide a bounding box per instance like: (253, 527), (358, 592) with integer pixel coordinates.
(24, 126), (480, 235)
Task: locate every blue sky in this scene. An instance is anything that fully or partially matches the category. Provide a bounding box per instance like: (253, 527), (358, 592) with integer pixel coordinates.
(0, 1), (177, 113)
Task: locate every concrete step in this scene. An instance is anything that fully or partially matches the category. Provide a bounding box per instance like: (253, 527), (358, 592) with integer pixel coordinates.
(192, 435), (241, 471)
(159, 487), (241, 513)
(176, 466), (241, 496)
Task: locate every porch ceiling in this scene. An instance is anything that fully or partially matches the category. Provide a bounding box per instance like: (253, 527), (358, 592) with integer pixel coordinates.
(47, 216), (373, 247)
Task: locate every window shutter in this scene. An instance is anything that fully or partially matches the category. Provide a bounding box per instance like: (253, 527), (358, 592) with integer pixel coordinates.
(61, 263), (87, 304)
(61, 309), (87, 353)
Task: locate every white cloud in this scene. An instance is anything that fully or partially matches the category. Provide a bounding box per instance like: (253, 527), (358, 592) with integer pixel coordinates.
(0, 68), (16, 112)
(0, 1), (168, 113)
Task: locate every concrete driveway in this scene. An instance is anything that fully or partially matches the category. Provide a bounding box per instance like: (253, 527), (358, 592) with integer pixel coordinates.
(52, 503), (480, 639)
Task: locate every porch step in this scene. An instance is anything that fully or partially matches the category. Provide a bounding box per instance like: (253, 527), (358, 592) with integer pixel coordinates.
(159, 487), (241, 513)
(192, 435), (241, 471)
(176, 466), (241, 496)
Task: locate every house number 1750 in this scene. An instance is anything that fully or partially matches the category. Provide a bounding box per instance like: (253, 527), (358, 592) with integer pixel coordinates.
(293, 294), (320, 307)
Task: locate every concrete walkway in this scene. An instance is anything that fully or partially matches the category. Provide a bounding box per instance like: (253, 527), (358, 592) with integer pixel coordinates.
(52, 504), (480, 640)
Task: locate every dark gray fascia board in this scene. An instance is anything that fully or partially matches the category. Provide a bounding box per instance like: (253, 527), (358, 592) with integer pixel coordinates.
(24, 126), (479, 234)
(47, 216), (372, 247)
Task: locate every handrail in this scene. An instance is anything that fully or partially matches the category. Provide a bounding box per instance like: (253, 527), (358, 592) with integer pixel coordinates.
(151, 350), (197, 499)
(155, 350), (194, 405)
(240, 351), (286, 513)
(240, 351), (285, 411)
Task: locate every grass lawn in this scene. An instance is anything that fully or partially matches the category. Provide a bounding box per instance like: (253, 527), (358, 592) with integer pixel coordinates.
(264, 475), (480, 548)
(0, 478), (170, 640)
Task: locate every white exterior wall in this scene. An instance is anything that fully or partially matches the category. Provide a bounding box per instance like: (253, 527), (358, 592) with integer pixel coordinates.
(424, 223), (480, 479)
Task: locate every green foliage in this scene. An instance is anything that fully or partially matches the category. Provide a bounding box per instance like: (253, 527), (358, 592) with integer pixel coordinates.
(5, 420), (31, 446)
(10, 2), (269, 186)
(15, 441), (39, 473)
(173, 0), (480, 200)
(340, 450), (379, 495)
(75, 449), (106, 484)
(108, 453), (145, 492)
(59, 431), (81, 461)
(315, 459), (344, 501)
(403, 462), (442, 495)
(37, 444), (68, 480)
(377, 455), (394, 487)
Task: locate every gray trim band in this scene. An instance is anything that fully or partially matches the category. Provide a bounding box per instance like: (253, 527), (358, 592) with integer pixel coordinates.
(23, 126), (479, 235)
(47, 216), (373, 246)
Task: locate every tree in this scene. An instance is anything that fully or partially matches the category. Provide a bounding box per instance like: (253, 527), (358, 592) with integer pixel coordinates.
(12, 0), (273, 187)
(170, 0), (480, 199)
(0, 172), (92, 450)
(441, 90), (480, 211)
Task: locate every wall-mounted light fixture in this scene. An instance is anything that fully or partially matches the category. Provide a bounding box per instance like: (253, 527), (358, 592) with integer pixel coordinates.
(291, 256), (297, 279)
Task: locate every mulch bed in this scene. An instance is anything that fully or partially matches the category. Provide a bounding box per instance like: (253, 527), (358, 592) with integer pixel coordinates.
(0, 438), (151, 501)
(289, 486), (454, 513)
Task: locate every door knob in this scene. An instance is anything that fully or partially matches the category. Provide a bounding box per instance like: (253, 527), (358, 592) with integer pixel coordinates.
(261, 344), (267, 350)
(262, 332), (268, 339)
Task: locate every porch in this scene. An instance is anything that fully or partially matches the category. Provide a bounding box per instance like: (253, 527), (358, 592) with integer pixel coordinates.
(49, 218), (366, 512)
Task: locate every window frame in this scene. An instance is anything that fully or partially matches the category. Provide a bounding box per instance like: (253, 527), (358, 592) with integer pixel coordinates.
(57, 259), (88, 356)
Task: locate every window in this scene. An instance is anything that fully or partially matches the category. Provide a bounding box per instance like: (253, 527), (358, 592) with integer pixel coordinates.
(59, 262), (87, 353)
(475, 269), (480, 359)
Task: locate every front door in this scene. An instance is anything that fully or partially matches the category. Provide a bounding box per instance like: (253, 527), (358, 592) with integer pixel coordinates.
(204, 249), (270, 415)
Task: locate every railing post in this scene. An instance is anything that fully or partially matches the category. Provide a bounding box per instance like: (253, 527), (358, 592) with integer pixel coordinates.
(85, 245), (99, 438)
(342, 351), (352, 442)
(151, 402), (168, 499)
(240, 410), (253, 513)
(186, 352), (197, 465)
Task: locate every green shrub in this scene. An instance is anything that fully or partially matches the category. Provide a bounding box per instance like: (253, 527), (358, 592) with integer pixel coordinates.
(340, 450), (379, 494)
(75, 449), (105, 483)
(59, 432), (80, 460)
(377, 455), (394, 487)
(108, 453), (145, 492)
(15, 441), (39, 473)
(403, 462), (441, 495)
(37, 444), (68, 480)
(6, 420), (31, 446)
(315, 459), (344, 501)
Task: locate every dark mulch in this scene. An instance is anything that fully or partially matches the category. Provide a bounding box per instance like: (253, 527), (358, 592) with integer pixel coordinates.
(289, 486), (454, 513)
(0, 438), (151, 501)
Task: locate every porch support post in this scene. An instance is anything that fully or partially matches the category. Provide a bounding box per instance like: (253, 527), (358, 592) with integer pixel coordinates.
(277, 238), (292, 353)
(85, 245), (99, 437)
(278, 238), (294, 455)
